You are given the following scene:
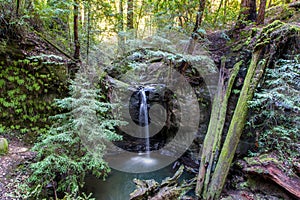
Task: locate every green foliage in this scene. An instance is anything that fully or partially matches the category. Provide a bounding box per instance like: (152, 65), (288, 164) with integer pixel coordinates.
(0, 57), (67, 138)
(0, 0), (26, 40)
(29, 0), (72, 48)
(22, 70), (122, 199)
(248, 57), (300, 164)
(203, 0), (240, 30)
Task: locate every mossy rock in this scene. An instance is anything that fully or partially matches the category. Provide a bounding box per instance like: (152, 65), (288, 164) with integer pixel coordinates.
(0, 138), (8, 155)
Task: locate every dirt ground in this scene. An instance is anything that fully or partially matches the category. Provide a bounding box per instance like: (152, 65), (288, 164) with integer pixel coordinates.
(0, 138), (35, 199)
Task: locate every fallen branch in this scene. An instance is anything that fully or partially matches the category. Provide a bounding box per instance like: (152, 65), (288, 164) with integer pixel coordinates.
(130, 166), (195, 200)
(33, 30), (77, 62)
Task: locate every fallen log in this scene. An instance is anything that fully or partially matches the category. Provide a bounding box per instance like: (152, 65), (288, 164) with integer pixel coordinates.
(238, 154), (300, 199)
(130, 166), (195, 200)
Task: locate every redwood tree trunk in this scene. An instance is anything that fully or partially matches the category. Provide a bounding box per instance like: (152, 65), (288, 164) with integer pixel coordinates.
(86, 1), (91, 64)
(256, 0), (267, 25)
(73, 0), (80, 60)
(127, 0), (134, 30)
(238, 0), (257, 23)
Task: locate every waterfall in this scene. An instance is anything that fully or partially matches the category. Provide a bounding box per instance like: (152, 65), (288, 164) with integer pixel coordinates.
(139, 89), (150, 157)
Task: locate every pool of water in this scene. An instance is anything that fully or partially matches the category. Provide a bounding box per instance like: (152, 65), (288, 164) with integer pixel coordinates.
(85, 163), (178, 200)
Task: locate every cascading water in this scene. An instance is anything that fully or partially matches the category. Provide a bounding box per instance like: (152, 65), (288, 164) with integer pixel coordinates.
(139, 89), (150, 158)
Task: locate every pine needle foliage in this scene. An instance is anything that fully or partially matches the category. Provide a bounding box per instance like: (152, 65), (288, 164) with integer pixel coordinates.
(248, 56), (300, 165)
(24, 69), (122, 199)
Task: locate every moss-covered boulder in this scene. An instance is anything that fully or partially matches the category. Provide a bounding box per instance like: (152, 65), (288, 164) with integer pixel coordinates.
(0, 138), (8, 155)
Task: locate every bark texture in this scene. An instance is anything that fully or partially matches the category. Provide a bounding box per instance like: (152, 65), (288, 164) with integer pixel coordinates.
(127, 0), (134, 30)
(73, 0), (80, 60)
(239, 154), (300, 199)
(196, 59), (242, 198)
(257, 0), (267, 25)
(206, 49), (266, 199)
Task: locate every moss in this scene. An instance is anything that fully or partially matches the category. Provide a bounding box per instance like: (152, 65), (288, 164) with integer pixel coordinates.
(232, 43), (246, 52)
(0, 57), (68, 137)
(0, 138), (8, 155)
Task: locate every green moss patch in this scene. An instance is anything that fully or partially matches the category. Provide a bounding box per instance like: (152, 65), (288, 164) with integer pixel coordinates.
(0, 138), (8, 155)
(0, 56), (68, 137)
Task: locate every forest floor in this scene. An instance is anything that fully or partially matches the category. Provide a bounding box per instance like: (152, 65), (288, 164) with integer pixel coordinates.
(0, 138), (35, 199)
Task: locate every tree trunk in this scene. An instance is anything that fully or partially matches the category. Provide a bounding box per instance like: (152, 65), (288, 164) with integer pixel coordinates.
(16, 0), (20, 16)
(73, 0), (80, 61)
(196, 19), (300, 200)
(127, 0), (134, 30)
(193, 0), (206, 33)
(268, 0), (272, 8)
(182, 0), (206, 74)
(86, 1), (91, 64)
(119, 0), (124, 31)
(117, 0), (125, 53)
(256, 0), (267, 25)
(196, 59), (242, 198)
(205, 48), (266, 199)
(236, 0), (257, 28)
(213, 0), (224, 25)
(223, 0), (229, 24)
(185, 0), (206, 55)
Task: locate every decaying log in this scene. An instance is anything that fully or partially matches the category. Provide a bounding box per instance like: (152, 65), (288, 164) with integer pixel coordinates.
(238, 154), (300, 199)
(195, 20), (300, 200)
(196, 58), (242, 198)
(130, 166), (195, 200)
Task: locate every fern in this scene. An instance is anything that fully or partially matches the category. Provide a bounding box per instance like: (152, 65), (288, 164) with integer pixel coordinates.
(24, 69), (123, 199)
(248, 56), (300, 165)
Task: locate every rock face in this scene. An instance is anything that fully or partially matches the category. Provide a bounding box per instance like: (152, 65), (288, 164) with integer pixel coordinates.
(129, 85), (177, 128)
(0, 138), (8, 155)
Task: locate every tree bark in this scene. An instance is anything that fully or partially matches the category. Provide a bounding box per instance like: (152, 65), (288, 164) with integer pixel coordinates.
(196, 19), (300, 200)
(86, 1), (91, 64)
(185, 0), (206, 55)
(236, 0), (257, 28)
(16, 0), (21, 16)
(73, 0), (80, 61)
(127, 0), (134, 30)
(119, 0), (124, 31)
(206, 48), (266, 199)
(196, 59), (242, 198)
(256, 0), (267, 25)
(193, 0), (206, 33)
(239, 154), (300, 199)
(223, 0), (229, 24)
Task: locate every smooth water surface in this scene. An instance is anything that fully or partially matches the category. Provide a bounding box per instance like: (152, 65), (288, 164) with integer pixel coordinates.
(85, 163), (176, 200)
